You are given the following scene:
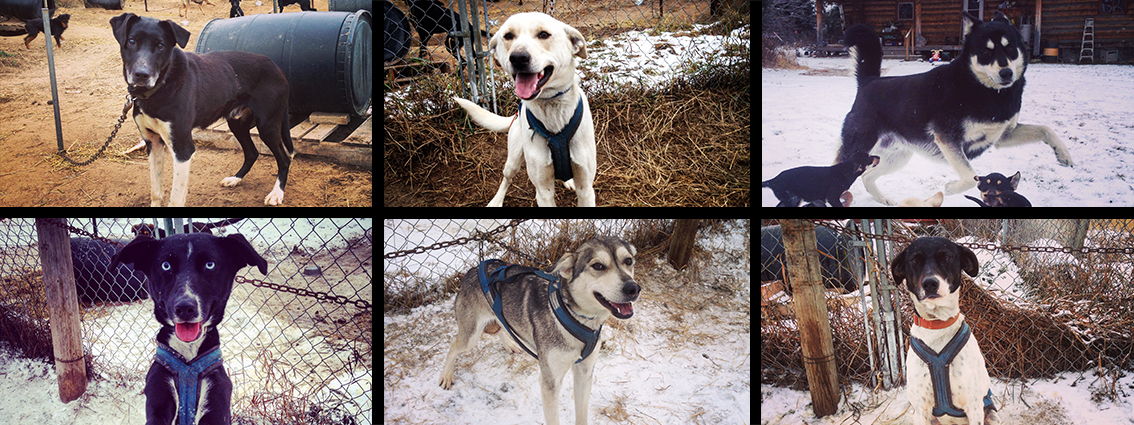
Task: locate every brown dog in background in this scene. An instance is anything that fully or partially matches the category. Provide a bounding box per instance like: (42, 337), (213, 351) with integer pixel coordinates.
(23, 14), (69, 49)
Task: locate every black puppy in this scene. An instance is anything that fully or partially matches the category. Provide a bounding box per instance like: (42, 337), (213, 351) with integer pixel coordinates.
(23, 14), (70, 49)
(112, 233), (267, 425)
(762, 152), (880, 207)
(964, 171), (1031, 207)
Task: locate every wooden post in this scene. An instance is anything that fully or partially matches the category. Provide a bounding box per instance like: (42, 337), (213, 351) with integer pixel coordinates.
(782, 220), (840, 416)
(667, 219), (698, 270)
(35, 219), (88, 403)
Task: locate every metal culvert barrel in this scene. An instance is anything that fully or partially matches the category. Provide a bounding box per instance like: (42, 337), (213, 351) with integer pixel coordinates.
(196, 11), (372, 116)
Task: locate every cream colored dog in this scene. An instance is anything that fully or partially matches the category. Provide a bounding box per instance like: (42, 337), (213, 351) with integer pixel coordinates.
(454, 12), (596, 207)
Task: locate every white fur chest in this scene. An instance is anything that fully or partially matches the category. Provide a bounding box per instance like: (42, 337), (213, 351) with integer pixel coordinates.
(907, 317), (994, 425)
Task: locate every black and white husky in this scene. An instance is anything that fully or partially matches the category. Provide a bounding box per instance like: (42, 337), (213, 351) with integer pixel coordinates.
(835, 11), (1074, 206)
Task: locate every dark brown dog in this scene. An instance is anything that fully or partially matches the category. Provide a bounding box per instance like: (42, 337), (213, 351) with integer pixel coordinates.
(23, 14), (69, 49)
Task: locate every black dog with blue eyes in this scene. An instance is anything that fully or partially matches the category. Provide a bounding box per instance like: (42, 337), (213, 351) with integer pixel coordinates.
(113, 233), (267, 425)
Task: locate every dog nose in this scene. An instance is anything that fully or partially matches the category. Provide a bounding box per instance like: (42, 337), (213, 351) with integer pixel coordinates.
(510, 51), (531, 69)
(920, 277), (939, 293)
(622, 281), (640, 299)
(173, 300), (199, 321)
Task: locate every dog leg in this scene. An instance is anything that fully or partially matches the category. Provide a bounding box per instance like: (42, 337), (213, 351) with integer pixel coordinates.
(567, 178), (595, 207)
(487, 176), (514, 207)
(439, 310), (491, 389)
(995, 123), (1075, 167)
(169, 156), (192, 207)
(859, 146), (912, 206)
(148, 143), (165, 207)
(934, 134), (979, 194)
(262, 129), (292, 206)
(533, 186), (556, 207)
(526, 156), (557, 207)
(264, 179), (285, 206)
(495, 331), (524, 354)
(572, 355), (598, 425)
(488, 142), (526, 207)
(539, 358), (570, 425)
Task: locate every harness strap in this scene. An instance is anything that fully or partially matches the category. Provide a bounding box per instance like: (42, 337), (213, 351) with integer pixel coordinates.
(911, 321), (997, 417)
(548, 276), (602, 363)
(153, 342), (224, 425)
(478, 260), (539, 359)
(476, 259), (602, 363)
(524, 98), (585, 182)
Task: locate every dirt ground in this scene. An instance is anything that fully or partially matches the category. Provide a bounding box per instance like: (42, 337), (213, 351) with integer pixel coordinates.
(0, 1), (372, 207)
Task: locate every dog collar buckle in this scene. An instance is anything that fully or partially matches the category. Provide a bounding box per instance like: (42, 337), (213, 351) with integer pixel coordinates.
(154, 342), (224, 425)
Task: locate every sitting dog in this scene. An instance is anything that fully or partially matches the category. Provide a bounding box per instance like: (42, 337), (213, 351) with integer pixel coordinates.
(892, 237), (999, 425)
(113, 233), (267, 425)
(439, 237), (640, 425)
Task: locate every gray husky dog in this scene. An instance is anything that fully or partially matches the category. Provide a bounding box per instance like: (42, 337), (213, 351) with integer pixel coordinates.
(439, 237), (640, 425)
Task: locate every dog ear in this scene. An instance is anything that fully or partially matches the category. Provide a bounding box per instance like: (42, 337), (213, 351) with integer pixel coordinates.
(890, 248), (907, 285)
(960, 247), (980, 277)
(552, 253), (576, 280)
(564, 24), (587, 59)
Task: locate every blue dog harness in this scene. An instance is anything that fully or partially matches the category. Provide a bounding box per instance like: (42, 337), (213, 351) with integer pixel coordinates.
(523, 96), (585, 182)
(153, 342), (225, 425)
(910, 321), (995, 417)
(478, 259), (602, 363)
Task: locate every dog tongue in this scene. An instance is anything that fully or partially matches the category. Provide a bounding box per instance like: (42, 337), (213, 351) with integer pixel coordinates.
(514, 72), (540, 99)
(175, 322), (201, 342)
(611, 302), (633, 316)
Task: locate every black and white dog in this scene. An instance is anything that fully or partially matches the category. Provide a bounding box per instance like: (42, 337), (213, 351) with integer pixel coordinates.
(837, 12), (1074, 205)
(113, 233), (267, 425)
(891, 237), (999, 425)
(110, 13), (296, 206)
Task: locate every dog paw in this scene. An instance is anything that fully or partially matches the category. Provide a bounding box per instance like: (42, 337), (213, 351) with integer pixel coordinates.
(220, 176), (242, 187)
(439, 373), (455, 390)
(1055, 150), (1075, 167)
(945, 178), (977, 195)
(264, 188), (285, 206)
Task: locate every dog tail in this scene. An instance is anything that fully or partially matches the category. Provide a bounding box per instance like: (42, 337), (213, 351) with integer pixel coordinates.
(454, 97), (514, 132)
(843, 24), (882, 88)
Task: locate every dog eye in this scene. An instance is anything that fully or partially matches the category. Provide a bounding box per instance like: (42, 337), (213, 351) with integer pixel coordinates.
(592, 263), (605, 271)
(624, 258), (633, 266)
(205, 261), (215, 270)
(538, 31), (550, 39)
(161, 261), (171, 271)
